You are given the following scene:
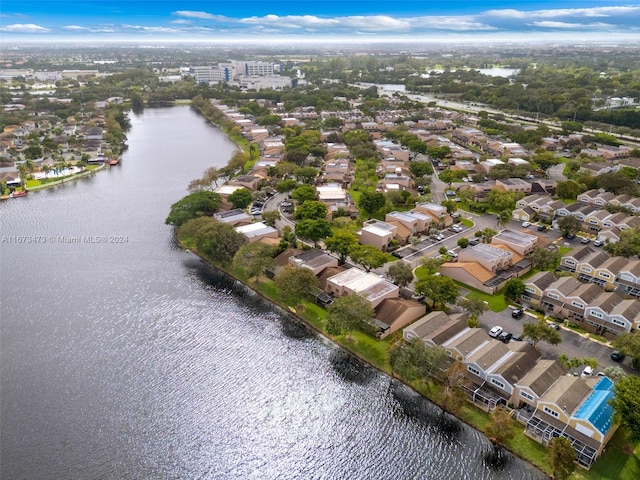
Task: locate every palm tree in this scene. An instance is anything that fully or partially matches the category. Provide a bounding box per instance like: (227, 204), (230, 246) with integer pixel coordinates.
(497, 210), (512, 229)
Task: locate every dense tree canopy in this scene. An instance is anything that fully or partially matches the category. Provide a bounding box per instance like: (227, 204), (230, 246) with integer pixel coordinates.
(165, 191), (221, 226)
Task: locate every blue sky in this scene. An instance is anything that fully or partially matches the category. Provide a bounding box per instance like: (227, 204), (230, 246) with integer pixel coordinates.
(1, 1), (640, 43)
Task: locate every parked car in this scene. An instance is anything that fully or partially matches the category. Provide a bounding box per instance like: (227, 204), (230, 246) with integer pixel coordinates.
(498, 331), (513, 344)
(447, 250), (458, 258)
(435, 233), (445, 241)
(468, 238), (480, 246)
(594, 239), (603, 247)
(546, 321), (560, 330)
(580, 366), (593, 378)
(511, 309), (524, 319)
(565, 232), (576, 239)
(610, 351), (625, 362)
(522, 221), (531, 228)
(580, 236), (590, 244)
(511, 333), (523, 342)
(537, 225), (547, 232)
(489, 326), (503, 338)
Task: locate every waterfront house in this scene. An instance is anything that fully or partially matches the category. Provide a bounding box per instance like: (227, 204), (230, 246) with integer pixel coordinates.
(525, 376), (616, 468)
(234, 221), (279, 244)
(325, 268), (399, 308)
(213, 208), (253, 227)
(402, 311), (468, 346)
(372, 298), (427, 339)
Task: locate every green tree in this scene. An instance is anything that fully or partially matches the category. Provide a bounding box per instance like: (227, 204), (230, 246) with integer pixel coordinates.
(439, 361), (466, 414)
(485, 406), (515, 444)
(165, 191), (221, 226)
(503, 278), (525, 300)
(457, 297), (488, 321)
(349, 244), (389, 272)
(557, 215), (582, 236)
(414, 275), (459, 308)
(291, 184), (317, 203)
(486, 190), (520, 212)
(522, 321), (562, 347)
(612, 331), (640, 368)
(388, 338), (449, 381)
(610, 375), (640, 442)
(409, 161), (433, 178)
(274, 265), (319, 306)
(441, 199), (458, 214)
(233, 242), (276, 282)
(275, 179), (299, 193)
(294, 200), (327, 221)
(532, 150), (562, 170)
(324, 231), (358, 265)
(604, 227), (640, 259)
(387, 262), (414, 288)
(478, 227), (498, 244)
(261, 210), (281, 228)
(181, 217), (247, 265)
(528, 247), (561, 271)
(228, 188), (253, 210)
(438, 169), (459, 186)
(295, 219), (332, 246)
(602, 365), (626, 382)
(419, 257), (442, 274)
(326, 293), (375, 340)
(357, 191), (386, 217)
(457, 237), (469, 248)
(556, 180), (585, 200)
(294, 166), (319, 184)
(497, 209), (513, 229)
(548, 437), (577, 480)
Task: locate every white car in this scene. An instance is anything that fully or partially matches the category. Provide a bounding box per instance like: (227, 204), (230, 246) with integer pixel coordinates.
(489, 326), (503, 338)
(447, 250), (458, 258)
(581, 366), (593, 378)
(522, 221), (531, 228)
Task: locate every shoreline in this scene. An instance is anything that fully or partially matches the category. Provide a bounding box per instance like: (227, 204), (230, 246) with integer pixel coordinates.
(1, 163), (109, 200)
(181, 242), (551, 479)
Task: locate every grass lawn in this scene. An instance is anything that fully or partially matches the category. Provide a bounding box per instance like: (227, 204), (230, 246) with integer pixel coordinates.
(571, 429), (640, 480)
(460, 217), (474, 227)
(558, 245), (573, 256)
(462, 285), (508, 312)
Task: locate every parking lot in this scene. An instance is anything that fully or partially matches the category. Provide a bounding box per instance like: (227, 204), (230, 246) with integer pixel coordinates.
(479, 307), (633, 376)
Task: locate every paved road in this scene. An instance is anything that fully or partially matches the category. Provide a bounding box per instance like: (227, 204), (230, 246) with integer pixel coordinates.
(479, 307), (634, 376)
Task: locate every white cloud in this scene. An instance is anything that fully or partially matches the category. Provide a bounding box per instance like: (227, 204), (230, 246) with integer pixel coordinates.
(172, 11), (227, 21)
(170, 19), (192, 25)
(531, 21), (614, 29)
(63, 25), (87, 31)
(0, 23), (50, 33)
(486, 6), (640, 19)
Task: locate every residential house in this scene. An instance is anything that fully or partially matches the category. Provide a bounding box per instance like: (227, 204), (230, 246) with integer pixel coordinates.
(373, 298), (427, 339)
(584, 291), (640, 335)
(213, 208), (253, 227)
(357, 220), (397, 251)
(325, 268), (399, 308)
(402, 311), (468, 346)
(525, 376), (616, 468)
(288, 249), (339, 276)
(514, 359), (567, 412)
(491, 229), (538, 256)
(385, 210), (432, 235)
(495, 178), (531, 194)
(228, 175), (262, 191)
(540, 276), (584, 314)
(441, 328), (490, 362)
(234, 222), (279, 243)
(522, 271), (558, 308)
(614, 259), (640, 298)
(561, 283), (603, 321)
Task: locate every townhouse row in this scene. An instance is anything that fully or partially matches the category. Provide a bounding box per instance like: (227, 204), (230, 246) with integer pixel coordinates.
(403, 311), (616, 468)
